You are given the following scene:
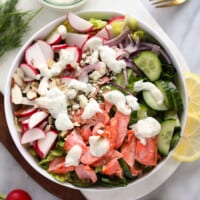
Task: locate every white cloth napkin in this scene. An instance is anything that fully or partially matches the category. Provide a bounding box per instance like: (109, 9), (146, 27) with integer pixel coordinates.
(0, 0), (189, 200)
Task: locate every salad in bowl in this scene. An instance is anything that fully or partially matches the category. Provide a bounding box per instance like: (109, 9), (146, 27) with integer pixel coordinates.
(6, 11), (187, 188)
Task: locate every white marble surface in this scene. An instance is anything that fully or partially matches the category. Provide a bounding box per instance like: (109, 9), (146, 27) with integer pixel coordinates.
(0, 0), (200, 199)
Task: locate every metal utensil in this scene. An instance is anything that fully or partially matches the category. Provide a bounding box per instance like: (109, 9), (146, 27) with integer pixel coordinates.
(149, 0), (187, 8)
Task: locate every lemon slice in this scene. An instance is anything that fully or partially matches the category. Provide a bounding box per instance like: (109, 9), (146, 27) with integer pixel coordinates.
(184, 72), (200, 116)
(173, 113), (200, 162)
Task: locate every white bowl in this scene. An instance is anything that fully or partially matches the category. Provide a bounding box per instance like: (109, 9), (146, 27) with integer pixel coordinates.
(38, 0), (88, 11)
(4, 10), (188, 194)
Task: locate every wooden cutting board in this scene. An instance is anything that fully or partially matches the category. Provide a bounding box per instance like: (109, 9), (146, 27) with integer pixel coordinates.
(0, 93), (86, 200)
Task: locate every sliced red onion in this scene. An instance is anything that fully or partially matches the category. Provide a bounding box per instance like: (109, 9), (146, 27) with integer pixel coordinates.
(125, 59), (143, 76)
(110, 82), (135, 96)
(77, 63), (101, 77)
(104, 27), (130, 47)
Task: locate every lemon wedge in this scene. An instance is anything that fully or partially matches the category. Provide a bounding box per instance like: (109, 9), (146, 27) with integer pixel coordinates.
(173, 113), (200, 162)
(184, 72), (200, 116)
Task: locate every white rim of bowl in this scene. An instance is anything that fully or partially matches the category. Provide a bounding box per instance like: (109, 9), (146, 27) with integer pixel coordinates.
(38, 0), (88, 9)
(4, 10), (188, 194)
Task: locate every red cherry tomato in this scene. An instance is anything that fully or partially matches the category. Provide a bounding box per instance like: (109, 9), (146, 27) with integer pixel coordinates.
(6, 189), (32, 200)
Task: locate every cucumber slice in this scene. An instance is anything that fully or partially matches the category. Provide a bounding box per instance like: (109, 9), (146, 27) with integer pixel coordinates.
(170, 132), (180, 150)
(143, 90), (168, 111)
(158, 119), (176, 156)
(114, 68), (133, 87)
(133, 51), (162, 81)
(164, 110), (181, 129)
(155, 80), (173, 109)
(168, 82), (184, 112)
(137, 104), (148, 119)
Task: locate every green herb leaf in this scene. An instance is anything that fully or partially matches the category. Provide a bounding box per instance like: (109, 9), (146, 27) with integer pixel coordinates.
(0, 0), (41, 58)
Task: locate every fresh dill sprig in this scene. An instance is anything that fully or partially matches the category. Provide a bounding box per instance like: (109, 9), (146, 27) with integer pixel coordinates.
(0, 0), (41, 58)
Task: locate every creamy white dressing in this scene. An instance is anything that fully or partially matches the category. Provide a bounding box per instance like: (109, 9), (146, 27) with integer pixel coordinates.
(126, 95), (140, 111)
(78, 94), (88, 108)
(130, 117), (161, 145)
(57, 25), (67, 39)
(83, 37), (126, 74)
(65, 145), (82, 167)
(38, 77), (49, 96)
(38, 48), (77, 78)
(89, 135), (109, 157)
(99, 46), (126, 74)
(134, 80), (164, 105)
(67, 79), (96, 95)
(81, 98), (102, 119)
(35, 87), (74, 131)
(103, 90), (131, 115)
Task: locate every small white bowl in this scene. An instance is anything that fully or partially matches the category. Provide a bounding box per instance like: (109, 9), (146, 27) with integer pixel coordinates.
(4, 10), (188, 196)
(38, 0), (88, 11)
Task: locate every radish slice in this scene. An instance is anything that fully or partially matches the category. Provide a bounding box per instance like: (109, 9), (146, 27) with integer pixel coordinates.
(65, 33), (89, 48)
(52, 44), (68, 51)
(95, 26), (111, 40)
(46, 31), (62, 45)
(28, 111), (48, 129)
(35, 130), (58, 158)
(67, 12), (93, 33)
(38, 120), (48, 130)
(21, 128), (46, 144)
(65, 46), (82, 63)
(25, 40), (54, 68)
(20, 63), (40, 80)
(108, 15), (125, 24)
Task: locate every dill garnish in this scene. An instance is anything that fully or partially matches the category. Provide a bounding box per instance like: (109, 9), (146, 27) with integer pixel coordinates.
(0, 0), (41, 57)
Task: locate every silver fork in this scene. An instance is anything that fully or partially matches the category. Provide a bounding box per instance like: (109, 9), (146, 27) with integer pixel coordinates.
(149, 0), (187, 8)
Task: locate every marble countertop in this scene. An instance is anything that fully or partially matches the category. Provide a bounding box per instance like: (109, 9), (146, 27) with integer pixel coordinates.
(1, 0), (200, 199)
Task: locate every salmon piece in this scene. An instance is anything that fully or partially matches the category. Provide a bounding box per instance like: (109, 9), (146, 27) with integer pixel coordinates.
(121, 130), (136, 167)
(114, 111), (130, 149)
(86, 110), (110, 125)
(130, 165), (142, 177)
(75, 164), (97, 183)
(109, 111), (130, 149)
(71, 109), (85, 125)
(92, 149), (122, 167)
(48, 157), (74, 174)
(102, 159), (123, 178)
(81, 148), (101, 165)
(109, 116), (119, 148)
(64, 130), (86, 152)
(135, 137), (158, 166)
(80, 125), (92, 142)
(92, 122), (105, 135)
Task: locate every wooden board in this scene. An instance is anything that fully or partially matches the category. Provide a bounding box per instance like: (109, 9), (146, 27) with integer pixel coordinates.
(0, 93), (86, 200)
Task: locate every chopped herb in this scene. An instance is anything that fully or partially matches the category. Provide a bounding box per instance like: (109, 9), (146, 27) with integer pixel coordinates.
(0, 0), (41, 57)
